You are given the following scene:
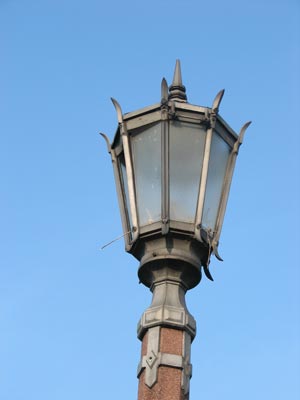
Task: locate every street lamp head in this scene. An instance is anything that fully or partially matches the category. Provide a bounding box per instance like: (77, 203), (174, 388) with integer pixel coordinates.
(101, 60), (250, 288)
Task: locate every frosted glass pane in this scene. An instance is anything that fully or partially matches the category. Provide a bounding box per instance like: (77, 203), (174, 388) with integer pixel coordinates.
(169, 121), (206, 223)
(119, 153), (133, 236)
(131, 123), (161, 226)
(202, 132), (230, 232)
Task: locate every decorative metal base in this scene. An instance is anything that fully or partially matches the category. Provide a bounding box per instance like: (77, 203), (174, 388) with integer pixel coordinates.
(137, 264), (197, 395)
(137, 267), (196, 339)
(136, 236), (205, 290)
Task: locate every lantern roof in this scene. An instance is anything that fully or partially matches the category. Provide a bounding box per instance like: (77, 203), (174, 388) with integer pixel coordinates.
(110, 60), (240, 150)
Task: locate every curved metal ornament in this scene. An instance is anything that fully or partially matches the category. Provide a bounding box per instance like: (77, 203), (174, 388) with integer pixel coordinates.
(203, 264), (214, 281)
(213, 244), (224, 262)
(202, 234), (214, 281)
(234, 121), (252, 153)
(212, 89), (225, 112)
(111, 97), (123, 124)
(161, 78), (169, 104)
(111, 97), (140, 245)
(99, 132), (112, 154)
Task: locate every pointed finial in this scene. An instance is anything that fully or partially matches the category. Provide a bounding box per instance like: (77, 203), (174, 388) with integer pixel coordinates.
(168, 59), (187, 102)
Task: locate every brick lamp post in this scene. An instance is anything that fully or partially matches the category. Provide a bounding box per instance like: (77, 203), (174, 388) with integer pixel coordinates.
(101, 60), (250, 399)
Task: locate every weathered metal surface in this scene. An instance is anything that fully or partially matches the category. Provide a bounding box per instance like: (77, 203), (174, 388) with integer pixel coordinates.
(102, 60), (250, 279)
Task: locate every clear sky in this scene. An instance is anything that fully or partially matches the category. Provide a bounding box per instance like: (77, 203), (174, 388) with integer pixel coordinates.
(0, 0), (299, 399)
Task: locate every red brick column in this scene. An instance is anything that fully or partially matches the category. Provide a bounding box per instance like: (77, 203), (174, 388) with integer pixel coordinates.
(136, 267), (196, 400)
(138, 328), (188, 400)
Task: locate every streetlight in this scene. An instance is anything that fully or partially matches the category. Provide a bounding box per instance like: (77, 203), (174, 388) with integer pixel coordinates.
(101, 60), (250, 400)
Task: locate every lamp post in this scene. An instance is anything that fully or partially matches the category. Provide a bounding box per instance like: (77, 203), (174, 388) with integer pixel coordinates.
(101, 60), (250, 400)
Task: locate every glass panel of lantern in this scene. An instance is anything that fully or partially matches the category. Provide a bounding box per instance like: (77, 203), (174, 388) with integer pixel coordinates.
(169, 120), (207, 224)
(130, 122), (162, 227)
(202, 131), (231, 234)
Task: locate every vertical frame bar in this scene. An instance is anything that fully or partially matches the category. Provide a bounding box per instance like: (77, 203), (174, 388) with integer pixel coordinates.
(194, 117), (213, 241)
(111, 98), (139, 244)
(121, 124), (139, 244)
(113, 150), (133, 251)
(161, 107), (169, 235)
(194, 90), (225, 242)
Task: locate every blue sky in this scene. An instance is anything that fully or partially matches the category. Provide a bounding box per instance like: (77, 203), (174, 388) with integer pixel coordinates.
(0, 0), (299, 399)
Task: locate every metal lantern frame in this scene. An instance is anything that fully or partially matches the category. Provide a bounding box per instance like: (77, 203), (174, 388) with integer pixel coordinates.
(101, 61), (250, 283)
